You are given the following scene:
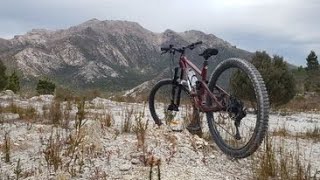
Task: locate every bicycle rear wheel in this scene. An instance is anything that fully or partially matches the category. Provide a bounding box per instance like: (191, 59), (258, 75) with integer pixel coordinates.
(206, 58), (269, 158)
(149, 79), (194, 129)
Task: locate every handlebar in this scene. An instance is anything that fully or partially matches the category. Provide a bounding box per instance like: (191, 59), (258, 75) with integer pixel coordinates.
(161, 41), (202, 54)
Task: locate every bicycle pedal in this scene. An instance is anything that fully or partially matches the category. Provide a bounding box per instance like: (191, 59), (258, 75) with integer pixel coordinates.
(167, 104), (179, 111)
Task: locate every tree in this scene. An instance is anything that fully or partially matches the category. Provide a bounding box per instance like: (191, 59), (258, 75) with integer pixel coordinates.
(6, 71), (20, 93)
(231, 51), (296, 107)
(36, 79), (56, 95)
(306, 50), (319, 71)
(305, 51), (320, 92)
(0, 60), (8, 90)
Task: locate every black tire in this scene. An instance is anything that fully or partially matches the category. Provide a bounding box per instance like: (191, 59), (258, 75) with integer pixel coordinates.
(206, 58), (269, 158)
(149, 79), (193, 127)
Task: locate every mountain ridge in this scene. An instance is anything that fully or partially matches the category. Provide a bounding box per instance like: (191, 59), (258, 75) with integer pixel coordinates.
(0, 18), (253, 91)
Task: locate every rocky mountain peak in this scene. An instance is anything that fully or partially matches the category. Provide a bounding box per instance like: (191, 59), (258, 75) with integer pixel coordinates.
(0, 19), (252, 91)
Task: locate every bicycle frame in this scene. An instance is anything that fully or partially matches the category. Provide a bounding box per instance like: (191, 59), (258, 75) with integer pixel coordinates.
(178, 55), (227, 112)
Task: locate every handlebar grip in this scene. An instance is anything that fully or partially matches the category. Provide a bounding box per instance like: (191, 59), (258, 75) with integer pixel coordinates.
(194, 41), (203, 45)
(161, 47), (170, 51)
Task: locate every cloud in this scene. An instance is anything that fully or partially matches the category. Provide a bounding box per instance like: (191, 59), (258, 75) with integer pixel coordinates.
(0, 0), (319, 65)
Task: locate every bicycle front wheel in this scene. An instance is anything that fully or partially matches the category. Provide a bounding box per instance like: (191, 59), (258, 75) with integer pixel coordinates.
(149, 79), (194, 128)
(206, 58), (269, 158)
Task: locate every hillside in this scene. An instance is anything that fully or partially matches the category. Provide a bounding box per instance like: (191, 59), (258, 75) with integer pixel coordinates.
(0, 19), (252, 91)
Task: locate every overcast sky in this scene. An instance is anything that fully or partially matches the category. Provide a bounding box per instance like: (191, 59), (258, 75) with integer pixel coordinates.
(0, 0), (319, 66)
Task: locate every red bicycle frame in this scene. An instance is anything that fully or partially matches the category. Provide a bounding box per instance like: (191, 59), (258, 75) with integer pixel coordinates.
(179, 55), (226, 112)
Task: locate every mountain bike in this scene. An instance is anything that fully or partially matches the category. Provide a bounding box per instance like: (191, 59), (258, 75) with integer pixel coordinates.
(148, 41), (269, 158)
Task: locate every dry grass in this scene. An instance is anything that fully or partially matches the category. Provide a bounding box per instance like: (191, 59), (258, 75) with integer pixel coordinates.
(132, 108), (149, 151)
(0, 105), (3, 124)
(42, 99), (88, 177)
(2, 102), (37, 122)
(251, 136), (317, 179)
(281, 95), (320, 112)
(98, 112), (113, 129)
(272, 125), (290, 137)
(61, 100), (73, 129)
(3, 131), (11, 163)
(54, 87), (75, 101)
(49, 100), (63, 126)
(43, 131), (63, 172)
(122, 106), (134, 133)
(272, 125), (320, 142)
(295, 125), (320, 142)
(111, 94), (148, 103)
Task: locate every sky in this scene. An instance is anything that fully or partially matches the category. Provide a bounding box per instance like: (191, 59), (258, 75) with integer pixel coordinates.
(0, 0), (319, 66)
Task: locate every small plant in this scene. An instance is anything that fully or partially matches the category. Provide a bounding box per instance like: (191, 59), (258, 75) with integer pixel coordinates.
(43, 131), (63, 172)
(14, 158), (22, 180)
(164, 133), (177, 164)
(62, 100), (73, 129)
(49, 100), (62, 126)
(64, 99), (87, 176)
(4, 131), (11, 163)
(99, 112), (113, 129)
(90, 167), (108, 180)
(132, 109), (149, 151)
(75, 99), (86, 132)
(147, 155), (161, 180)
(122, 106), (134, 133)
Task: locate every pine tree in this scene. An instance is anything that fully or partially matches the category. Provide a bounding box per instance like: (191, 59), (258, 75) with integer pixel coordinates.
(306, 51), (319, 71)
(0, 60), (8, 91)
(305, 51), (320, 92)
(6, 71), (20, 93)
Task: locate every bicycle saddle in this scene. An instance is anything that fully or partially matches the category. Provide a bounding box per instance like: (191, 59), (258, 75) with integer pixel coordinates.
(199, 48), (219, 60)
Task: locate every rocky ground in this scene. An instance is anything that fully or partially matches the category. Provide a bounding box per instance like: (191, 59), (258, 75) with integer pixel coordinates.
(0, 90), (319, 180)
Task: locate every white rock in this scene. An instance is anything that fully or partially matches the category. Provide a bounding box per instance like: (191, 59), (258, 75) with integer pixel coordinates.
(131, 158), (140, 165)
(119, 164), (131, 171)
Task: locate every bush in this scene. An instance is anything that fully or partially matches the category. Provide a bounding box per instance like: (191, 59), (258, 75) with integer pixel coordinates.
(0, 60), (8, 91)
(231, 51), (296, 107)
(36, 79), (56, 95)
(6, 71), (20, 93)
(54, 86), (75, 101)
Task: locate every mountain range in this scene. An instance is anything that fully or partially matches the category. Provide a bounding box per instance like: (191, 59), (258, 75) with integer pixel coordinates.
(0, 18), (252, 92)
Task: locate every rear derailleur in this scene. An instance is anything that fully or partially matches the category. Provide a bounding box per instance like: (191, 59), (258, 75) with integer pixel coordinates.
(226, 96), (247, 140)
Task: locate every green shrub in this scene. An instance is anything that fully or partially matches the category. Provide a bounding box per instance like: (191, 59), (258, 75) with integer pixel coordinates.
(231, 51), (296, 107)
(36, 79), (56, 95)
(6, 71), (20, 93)
(0, 60), (8, 91)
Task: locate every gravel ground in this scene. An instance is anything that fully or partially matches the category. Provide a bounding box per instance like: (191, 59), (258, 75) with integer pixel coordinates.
(0, 91), (319, 179)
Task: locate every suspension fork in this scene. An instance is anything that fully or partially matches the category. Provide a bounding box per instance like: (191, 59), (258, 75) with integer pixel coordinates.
(168, 67), (180, 111)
